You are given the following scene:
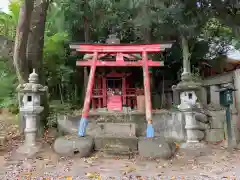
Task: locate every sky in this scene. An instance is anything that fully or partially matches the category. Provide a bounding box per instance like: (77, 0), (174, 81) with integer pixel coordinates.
(0, 0), (240, 60)
(0, 0), (9, 13)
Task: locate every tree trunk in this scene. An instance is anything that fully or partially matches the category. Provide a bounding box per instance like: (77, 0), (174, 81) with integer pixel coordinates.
(13, 0), (34, 83)
(13, 0), (34, 134)
(141, 0), (151, 43)
(27, 0), (50, 83)
(26, 0), (50, 134)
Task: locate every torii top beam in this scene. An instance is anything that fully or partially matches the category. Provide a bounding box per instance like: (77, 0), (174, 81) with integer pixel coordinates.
(70, 43), (173, 53)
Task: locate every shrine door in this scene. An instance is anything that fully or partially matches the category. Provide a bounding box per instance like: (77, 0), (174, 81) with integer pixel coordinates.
(106, 78), (122, 111)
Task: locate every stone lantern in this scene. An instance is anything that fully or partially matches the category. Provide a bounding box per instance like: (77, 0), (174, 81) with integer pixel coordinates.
(16, 69), (48, 156)
(173, 72), (205, 148)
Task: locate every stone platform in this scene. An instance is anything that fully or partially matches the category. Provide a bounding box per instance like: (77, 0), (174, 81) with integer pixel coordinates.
(57, 110), (186, 142)
(55, 111), (185, 158)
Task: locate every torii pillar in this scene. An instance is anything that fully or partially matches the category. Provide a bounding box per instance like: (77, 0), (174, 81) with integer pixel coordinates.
(142, 51), (154, 137)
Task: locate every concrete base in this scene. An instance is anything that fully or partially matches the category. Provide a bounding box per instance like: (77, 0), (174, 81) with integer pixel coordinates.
(53, 135), (93, 157)
(98, 123), (136, 136)
(138, 137), (176, 160)
(94, 135), (138, 155)
(57, 111), (186, 139)
(16, 143), (41, 157)
(180, 142), (211, 157)
(180, 142), (206, 149)
(205, 129), (225, 142)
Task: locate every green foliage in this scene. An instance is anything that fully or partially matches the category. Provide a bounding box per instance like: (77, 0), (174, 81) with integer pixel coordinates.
(2, 0), (240, 117)
(0, 58), (18, 109)
(8, 0), (22, 25)
(0, 0), (22, 39)
(46, 100), (73, 127)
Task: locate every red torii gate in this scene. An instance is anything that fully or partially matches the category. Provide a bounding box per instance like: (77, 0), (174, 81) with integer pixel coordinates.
(70, 42), (172, 138)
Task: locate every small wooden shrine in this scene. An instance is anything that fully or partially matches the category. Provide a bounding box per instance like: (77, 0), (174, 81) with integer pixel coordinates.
(70, 34), (173, 136)
(92, 71), (144, 111)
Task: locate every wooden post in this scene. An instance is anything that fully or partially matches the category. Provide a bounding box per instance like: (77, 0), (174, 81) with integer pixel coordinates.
(78, 51), (98, 136)
(122, 77), (126, 105)
(142, 50), (154, 138)
(102, 76), (107, 107)
(98, 77), (101, 108)
(92, 99), (96, 110)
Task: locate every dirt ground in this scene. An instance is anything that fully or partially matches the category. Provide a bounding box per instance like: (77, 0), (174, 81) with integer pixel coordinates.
(0, 135), (239, 180)
(1, 112), (240, 180)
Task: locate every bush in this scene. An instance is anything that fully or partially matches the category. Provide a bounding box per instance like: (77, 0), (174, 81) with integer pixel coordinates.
(0, 58), (18, 111)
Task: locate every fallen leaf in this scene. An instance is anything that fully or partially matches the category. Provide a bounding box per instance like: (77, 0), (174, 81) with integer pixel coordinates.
(86, 172), (101, 180)
(126, 167), (136, 173)
(136, 175), (145, 180)
(175, 143), (180, 149)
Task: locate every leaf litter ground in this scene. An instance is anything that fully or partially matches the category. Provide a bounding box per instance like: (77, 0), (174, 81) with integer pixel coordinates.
(0, 113), (240, 179)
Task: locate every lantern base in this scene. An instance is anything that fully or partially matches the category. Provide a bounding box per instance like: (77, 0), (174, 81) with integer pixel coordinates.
(16, 143), (41, 157)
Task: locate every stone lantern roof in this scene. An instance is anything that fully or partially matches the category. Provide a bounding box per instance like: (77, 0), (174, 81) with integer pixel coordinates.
(173, 80), (202, 92)
(172, 73), (202, 92)
(17, 69), (48, 93)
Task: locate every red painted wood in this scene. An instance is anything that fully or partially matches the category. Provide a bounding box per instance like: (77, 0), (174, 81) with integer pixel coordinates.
(142, 51), (152, 123)
(116, 53), (124, 62)
(127, 98), (131, 108)
(98, 78), (101, 108)
(76, 60), (163, 67)
(99, 53), (141, 61)
(107, 95), (122, 111)
(72, 44), (162, 53)
(102, 77), (107, 107)
(105, 72), (131, 78)
(122, 77), (126, 105)
(92, 99), (96, 110)
(82, 52), (98, 118)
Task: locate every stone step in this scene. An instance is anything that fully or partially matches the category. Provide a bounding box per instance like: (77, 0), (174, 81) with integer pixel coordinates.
(57, 117), (137, 136)
(98, 123), (136, 136)
(53, 136), (94, 157)
(94, 136), (138, 154)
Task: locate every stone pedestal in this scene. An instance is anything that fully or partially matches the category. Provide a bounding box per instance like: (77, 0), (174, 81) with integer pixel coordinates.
(184, 111), (204, 143)
(17, 114), (42, 156)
